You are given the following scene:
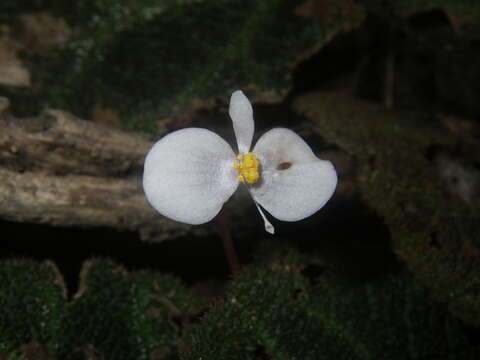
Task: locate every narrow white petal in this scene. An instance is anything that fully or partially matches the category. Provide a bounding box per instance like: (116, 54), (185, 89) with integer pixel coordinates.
(251, 128), (337, 221)
(143, 128), (238, 225)
(229, 90), (254, 154)
(254, 201), (275, 234)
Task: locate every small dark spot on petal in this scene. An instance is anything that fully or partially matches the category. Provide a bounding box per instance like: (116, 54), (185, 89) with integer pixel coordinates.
(277, 162), (292, 170)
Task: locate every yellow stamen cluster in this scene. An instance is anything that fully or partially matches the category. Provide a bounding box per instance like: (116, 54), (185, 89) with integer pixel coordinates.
(234, 152), (260, 184)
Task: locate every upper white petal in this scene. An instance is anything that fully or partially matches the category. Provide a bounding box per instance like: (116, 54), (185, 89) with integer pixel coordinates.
(143, 128), (238, 225)
(250, 128), (337, 221)
(229, 90), (254, 154)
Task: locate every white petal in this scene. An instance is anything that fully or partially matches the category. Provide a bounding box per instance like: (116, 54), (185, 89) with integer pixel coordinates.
(229, 90), (254, 154)
(250, 128), (337, 221)
(143, 128), (238, 225)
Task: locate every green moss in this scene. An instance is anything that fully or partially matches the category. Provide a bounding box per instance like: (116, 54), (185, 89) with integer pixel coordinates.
(59, 259), (199, 359)
(0, 258), (198, 359)
(182, 247), (473, 360)
(0, 260), (66, 354)
(293, 92), (480, 325)
(0, 248), (476, 359)
(4, 0), (364, 132)
(67, 0), (364, 132)
(182, 266), (311, 360)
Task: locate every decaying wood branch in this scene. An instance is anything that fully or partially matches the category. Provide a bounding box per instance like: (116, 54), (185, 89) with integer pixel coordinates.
(0, 100), (150, 176)
(0, 97), (197, 241)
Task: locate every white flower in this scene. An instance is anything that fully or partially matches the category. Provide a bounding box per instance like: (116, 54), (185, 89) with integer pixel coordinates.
(143, 90), (337, 234)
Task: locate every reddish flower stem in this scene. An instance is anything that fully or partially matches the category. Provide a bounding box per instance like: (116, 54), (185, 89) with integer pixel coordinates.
(216, 209), (241, 275)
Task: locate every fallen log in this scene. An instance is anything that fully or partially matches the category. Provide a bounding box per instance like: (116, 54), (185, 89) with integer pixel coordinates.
(0, 97), (197, 241)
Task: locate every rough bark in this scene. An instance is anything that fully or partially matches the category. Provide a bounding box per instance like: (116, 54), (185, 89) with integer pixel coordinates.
(0, 97), (194, 241)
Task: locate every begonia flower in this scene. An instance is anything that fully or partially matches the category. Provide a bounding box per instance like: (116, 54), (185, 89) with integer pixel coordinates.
(143, 90), (337, 234)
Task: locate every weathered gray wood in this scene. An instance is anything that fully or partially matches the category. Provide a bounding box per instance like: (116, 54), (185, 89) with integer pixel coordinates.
(0, 97), (195, 241)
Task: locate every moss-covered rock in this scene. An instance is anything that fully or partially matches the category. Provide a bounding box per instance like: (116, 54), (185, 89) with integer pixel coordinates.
(68, 0), (365, 132)
(293, 92), (480, 326)
(2, 0), (364, 132)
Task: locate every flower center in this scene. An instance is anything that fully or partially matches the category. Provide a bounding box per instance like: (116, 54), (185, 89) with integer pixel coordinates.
(233, 152), (260, 184)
